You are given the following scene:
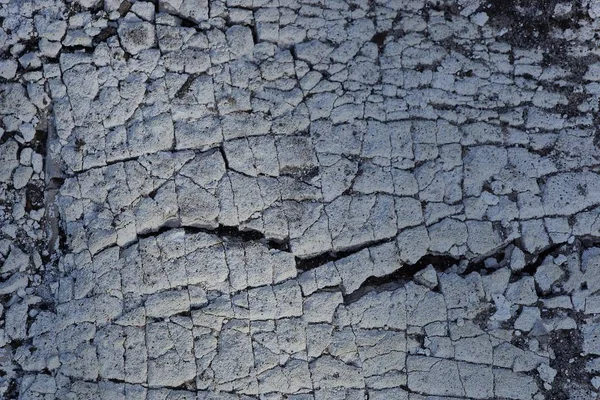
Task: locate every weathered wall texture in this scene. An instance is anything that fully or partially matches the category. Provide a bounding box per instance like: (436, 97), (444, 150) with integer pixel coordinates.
(1, 0), (600, 399)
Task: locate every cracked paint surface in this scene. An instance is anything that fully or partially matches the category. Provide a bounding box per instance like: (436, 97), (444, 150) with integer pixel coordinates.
(1, 0), (600, 399)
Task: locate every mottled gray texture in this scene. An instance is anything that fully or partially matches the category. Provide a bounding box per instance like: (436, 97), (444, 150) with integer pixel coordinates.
(1, 0), (600, 399)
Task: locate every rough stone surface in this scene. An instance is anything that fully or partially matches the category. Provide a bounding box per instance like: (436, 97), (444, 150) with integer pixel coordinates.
(1, 0), (600, 399)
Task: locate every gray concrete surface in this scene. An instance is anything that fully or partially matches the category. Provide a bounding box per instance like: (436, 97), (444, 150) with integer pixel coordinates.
(1, 0), (600, 398)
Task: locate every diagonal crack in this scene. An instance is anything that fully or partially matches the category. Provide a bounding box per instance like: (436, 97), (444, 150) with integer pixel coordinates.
(342, 253), (457, 304)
